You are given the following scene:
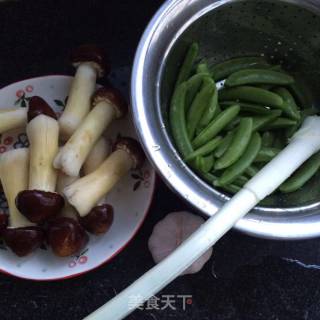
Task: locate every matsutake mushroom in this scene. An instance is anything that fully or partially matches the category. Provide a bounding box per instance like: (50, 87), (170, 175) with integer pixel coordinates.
(16, 97), (64, 223)
(58, 44), (109, 139)
(0, 107), (27, 134)
(83, 137), (110, 175)
(0, 148), (44, 257)
(54, 87), (127, 177)
(64, 137), (144, 231)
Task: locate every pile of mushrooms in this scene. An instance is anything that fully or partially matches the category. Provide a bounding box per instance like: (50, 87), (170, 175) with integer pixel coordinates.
(0, 44), (145, 258)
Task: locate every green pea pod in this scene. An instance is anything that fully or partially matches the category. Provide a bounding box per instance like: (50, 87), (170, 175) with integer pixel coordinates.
(245, 165), (259, 177)
(262, 131), (275, 147)
(192, 105), (240, 148)
(175, 42), (199, 89)
(261, 118), (297, 130)
(184, 136), (222, 162)
(215, 118), (253, 170)
(217, 132), (262, 186)
(219, 86), (284, 108)
(187, 79), (215, 139)
(198, 154), (215, 173)
(234, 175), (249, 187)
(252, 110), (282, 131)
(273, 133), (287, 149)
(198, 87), (219, 128)
(224, 117), (241, 131)
(200, 172), (217, 184)
(288, 82), (311, 109)
(280, 152), (320, 193)
(214, 131), (235, 158)
(196, 62), (210, 75)
(169, 82), (193, 158)
(225, 69), (294, 87)
(254, 147), (280, 162)
(210, 57), (269, 81)
(272, 87), (300, 121)
(219, 183), (241, 194)
(258, 84), (273, 90)
(185, 73), (208, 110)
(220, 101), (271, 115)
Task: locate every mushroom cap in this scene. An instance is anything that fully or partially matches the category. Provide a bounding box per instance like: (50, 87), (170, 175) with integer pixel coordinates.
(3, 226), (45, 257)
(28, 96), (57, 122)
(70, 44), (109, 77)
(92, 87), (128, 119)
(114, 137), (145, 170)
(0, 213), (8, 236)
(80, 204), (114, 235)
(47, 217), (89, 257)
(16, 190), (65, 224)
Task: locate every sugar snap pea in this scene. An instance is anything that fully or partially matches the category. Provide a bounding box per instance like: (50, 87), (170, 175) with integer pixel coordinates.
(272, 87), (300, 121)
(262, 131), (275, 147)
(170, 82), (193, 158)
(261, 118), (297, 130)
(196, 62), (210, 75)
(273, 133), (287, 149)
(225, 69), (294, 87)
(217, 132), (262, 186)
(175, 42), (199, 89)
(215, 118), (253, 170)
(185, 73), (208, 109)
(280, 152), (320, 193)
(254, 147), (280, 162)
(198, 88), (219, 128)
(219, 183), (241, 194)
(224, 117), (241, 131)
(200, 172), (217, 184)
(187, 79), (215, 139)
(245, 165), (259, 178)
(210, 57), (269, 81)
(288, 82), (311, 109)
(220, 101), (271, 115)
(219, 86), (284, 108)
(234, 175), (249, 186)
(197, 154), (215, 173)
(184, 136), (222, 162)
(252, 110), (282, 131)
(214, 131), (235, 158)
(192, 105), (240, 148)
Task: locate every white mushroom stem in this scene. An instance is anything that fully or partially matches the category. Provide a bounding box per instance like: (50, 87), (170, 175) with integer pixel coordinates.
(58, 64), (97, 139)
(27, 115), (59, 191)
(83, 137), (110, 175)
(64, 149), (132, 216)
(56, 172), (79, 219)
(0, 108), (27, 134)
(0, 149), (33, 228)
(54, 101), (116, 177)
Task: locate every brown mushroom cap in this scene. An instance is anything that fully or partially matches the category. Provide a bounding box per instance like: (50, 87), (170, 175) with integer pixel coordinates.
(92, 87), (128, 119)
(114, 137), (145, 170)
(80, 204), (114, 235)
(3, 226), (45, 257)
(16, 190), (65, 224)
(0, 213), (8, 236)
(28, 96), (57, 122)
(70, 44), (109, 77)
(47, 217), (89, 257)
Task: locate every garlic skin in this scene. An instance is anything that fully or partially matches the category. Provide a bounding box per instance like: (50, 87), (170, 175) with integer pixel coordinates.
(148, 211), (213, 275)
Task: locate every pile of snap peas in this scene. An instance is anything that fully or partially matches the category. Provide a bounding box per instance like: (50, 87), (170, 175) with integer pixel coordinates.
(169, 42), (320, 195)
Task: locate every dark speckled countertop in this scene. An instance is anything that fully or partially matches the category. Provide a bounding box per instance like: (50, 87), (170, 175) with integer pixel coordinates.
(0, 1), (320, 319)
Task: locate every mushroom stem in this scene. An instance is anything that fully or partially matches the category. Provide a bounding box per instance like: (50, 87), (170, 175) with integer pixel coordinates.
(0, 149), (32, 228)
(54, 101), (116, 176)
(58, 64), (97, 139)
(27, 114), (59, 191)
(83, 137), (110, 175)
(0, 108), (27, 134)
(64, 149), (132, 216)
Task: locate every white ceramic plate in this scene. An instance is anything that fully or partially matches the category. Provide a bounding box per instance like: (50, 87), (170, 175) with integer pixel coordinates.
(0, 76), (156, 281)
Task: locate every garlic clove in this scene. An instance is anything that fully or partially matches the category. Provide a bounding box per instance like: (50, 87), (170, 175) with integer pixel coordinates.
(148, 211), (213, 275)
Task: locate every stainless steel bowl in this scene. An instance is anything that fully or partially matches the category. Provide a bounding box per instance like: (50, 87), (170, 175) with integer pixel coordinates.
(131, 0), (320, 239)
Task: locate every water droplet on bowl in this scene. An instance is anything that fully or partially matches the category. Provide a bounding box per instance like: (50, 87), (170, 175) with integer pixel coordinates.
(152, 145), (160, 151)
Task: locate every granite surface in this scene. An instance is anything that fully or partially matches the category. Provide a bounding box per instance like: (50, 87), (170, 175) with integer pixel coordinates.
(0, 1), (320, 319)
